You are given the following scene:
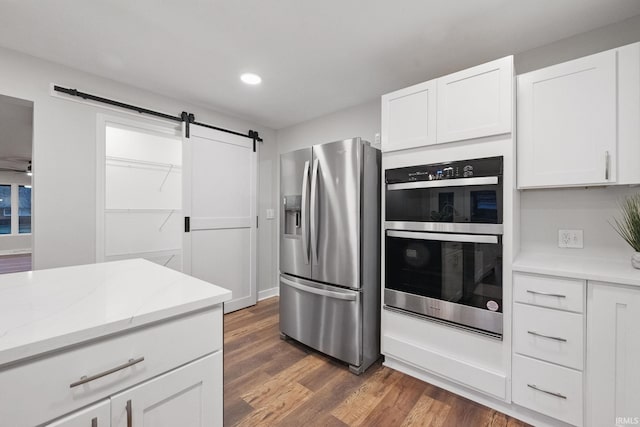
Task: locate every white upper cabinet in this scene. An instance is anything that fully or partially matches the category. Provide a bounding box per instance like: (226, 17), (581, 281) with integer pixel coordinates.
(617, 42), (640, 185)
(381, 56), (514, 152)
(436, 56), (513, 144)
(517, 42), (640, 188)
(381, 80), (437, 152)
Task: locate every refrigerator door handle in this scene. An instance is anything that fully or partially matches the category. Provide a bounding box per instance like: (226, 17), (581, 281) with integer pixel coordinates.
(310, 158), (319, 265)
(281, 276), (357, 301)
(301, 160), (310, 264)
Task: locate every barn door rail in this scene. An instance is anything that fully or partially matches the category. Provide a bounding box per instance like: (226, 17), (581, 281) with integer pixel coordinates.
(53, 85), (262, 150)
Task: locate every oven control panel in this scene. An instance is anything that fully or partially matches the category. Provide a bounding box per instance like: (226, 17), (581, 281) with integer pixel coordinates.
(386, 156), (503, 184)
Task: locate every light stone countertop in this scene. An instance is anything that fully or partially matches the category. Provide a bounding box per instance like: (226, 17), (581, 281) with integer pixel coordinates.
(513, 251), (640, 287)
(0, 258), (231, 367)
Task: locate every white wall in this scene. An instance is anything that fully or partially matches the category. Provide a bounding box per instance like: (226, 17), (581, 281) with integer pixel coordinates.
(520, 187), (637, 258)
(275, 16), (640, 265)
(272, 99), (380, 287)
(0, 46), (278, 294)
(515, 14), (640, 74)
(514, 14), (640, 259)
(276, 99), (380, 154)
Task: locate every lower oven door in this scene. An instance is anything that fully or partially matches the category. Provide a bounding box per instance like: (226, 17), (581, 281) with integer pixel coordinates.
(279, 273), (362, 366)
(385, 230), (503, 336)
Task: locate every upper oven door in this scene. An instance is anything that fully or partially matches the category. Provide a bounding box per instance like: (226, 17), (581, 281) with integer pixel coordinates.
(385, 176), (503, 234)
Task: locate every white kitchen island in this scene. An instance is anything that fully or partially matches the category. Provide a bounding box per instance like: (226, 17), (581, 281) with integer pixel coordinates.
(0, 259), (231, 427)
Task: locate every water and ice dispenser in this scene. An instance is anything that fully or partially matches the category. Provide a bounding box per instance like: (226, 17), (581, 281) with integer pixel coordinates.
(283, 195), (302, 236)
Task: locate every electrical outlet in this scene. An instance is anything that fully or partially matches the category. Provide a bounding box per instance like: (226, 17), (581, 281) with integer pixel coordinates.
(558, 229), (584, 248)
(266, 208), (275, 220)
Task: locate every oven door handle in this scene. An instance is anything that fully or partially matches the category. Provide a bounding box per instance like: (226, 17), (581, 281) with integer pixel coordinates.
(387, 230), (498, 244)
(387, 176), (498, 190)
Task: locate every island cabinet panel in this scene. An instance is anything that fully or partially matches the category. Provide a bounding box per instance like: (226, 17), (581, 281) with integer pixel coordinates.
(111, 352), (221, 427)
(0, 307), (222, 427)
(587, 282), (640, 427)
(45, 400), (110, 427)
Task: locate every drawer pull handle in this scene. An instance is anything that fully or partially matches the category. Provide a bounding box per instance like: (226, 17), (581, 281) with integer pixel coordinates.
(126, 399), (133, 427)
(69, 357), (145, 388)
(526, 290), (566, 298)
(527, 330), (567, 342)
(527, 383), (567, 399)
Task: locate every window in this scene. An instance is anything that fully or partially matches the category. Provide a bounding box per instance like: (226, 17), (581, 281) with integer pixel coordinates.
(18, 185), (31, 234)
(0, 185), (11, 235)
(0, 184), (32, 236)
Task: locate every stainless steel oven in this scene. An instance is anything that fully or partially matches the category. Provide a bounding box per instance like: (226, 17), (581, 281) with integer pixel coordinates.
(384, 156), (504, 337)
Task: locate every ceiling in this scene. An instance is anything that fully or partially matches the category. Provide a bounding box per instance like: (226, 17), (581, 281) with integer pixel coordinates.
(0, 1), (639, 130)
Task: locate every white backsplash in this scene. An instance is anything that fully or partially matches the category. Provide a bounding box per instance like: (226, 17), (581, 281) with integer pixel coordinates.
(520, 186), (640, 259)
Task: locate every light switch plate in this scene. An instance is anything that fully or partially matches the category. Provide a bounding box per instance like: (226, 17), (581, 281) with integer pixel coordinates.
(266, 208), (275, 220)
(558, 229), (583, 248)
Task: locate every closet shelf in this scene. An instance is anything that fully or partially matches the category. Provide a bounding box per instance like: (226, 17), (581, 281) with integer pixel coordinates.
(106, 155), (182, 170)
(105, 208), (182, 213)
(105, 248), (182, 259)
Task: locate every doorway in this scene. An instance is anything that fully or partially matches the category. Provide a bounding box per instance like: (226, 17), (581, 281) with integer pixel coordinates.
(96, 114), (183, 270)
(0, 94), (33, 273)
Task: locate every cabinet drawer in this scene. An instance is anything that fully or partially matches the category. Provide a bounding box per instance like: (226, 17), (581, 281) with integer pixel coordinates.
(513, 303), (584, 370)
(514, 273), (585, 313)
(0, 306), (222, 427)
(512, 355), (583, 426)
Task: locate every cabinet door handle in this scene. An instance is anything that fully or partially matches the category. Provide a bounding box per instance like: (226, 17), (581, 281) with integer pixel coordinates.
(527, 383), (567, 399)
(526, 289), (566, 298)
(527, 330), (567, 342)
(126, 399), (132, 427)
(69, 357), (145, 388)
(91, 417), (98, 427)
(605, 151), (610, 180)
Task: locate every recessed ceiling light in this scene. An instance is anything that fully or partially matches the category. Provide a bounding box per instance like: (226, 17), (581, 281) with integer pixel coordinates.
(240, 73), (262, 85)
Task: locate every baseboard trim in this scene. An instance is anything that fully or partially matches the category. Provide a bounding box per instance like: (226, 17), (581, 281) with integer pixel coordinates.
(0, 249), (31, 256)
(258, 286), (279, 301)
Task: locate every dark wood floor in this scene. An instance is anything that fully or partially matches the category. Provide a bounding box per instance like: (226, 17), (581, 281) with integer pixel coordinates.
(0, 253), (31, 274)
(224, 297), (529, 427)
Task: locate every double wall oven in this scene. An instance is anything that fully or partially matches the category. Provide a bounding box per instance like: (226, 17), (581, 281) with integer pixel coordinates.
(384, 156), (504, 337)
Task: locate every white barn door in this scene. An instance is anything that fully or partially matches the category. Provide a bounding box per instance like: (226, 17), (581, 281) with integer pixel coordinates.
(183, 124), (257, 313)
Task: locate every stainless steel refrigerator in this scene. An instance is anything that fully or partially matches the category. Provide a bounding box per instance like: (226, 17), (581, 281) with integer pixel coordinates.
(279, 137), (380, 374)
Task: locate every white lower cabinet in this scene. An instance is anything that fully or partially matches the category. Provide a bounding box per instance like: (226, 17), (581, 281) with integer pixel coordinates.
(46, 353), (220, 427)
(512, 272), (585, 426)
(46, 400), (110, 427)
(513, 302), (584, 370)
(513, 273), (640, 427)
(111, 352), (221, 427)
(1, 307), (224, 427)
(587, 282), (640, 427)
(512, 355), (583, 426)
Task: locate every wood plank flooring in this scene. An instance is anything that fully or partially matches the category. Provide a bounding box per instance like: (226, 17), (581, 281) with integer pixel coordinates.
(224, 297), (530, 427)
(0, 253), (31, 274)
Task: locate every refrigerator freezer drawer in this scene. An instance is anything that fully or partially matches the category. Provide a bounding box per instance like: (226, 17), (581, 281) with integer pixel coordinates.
(279, 274), (362, 367)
